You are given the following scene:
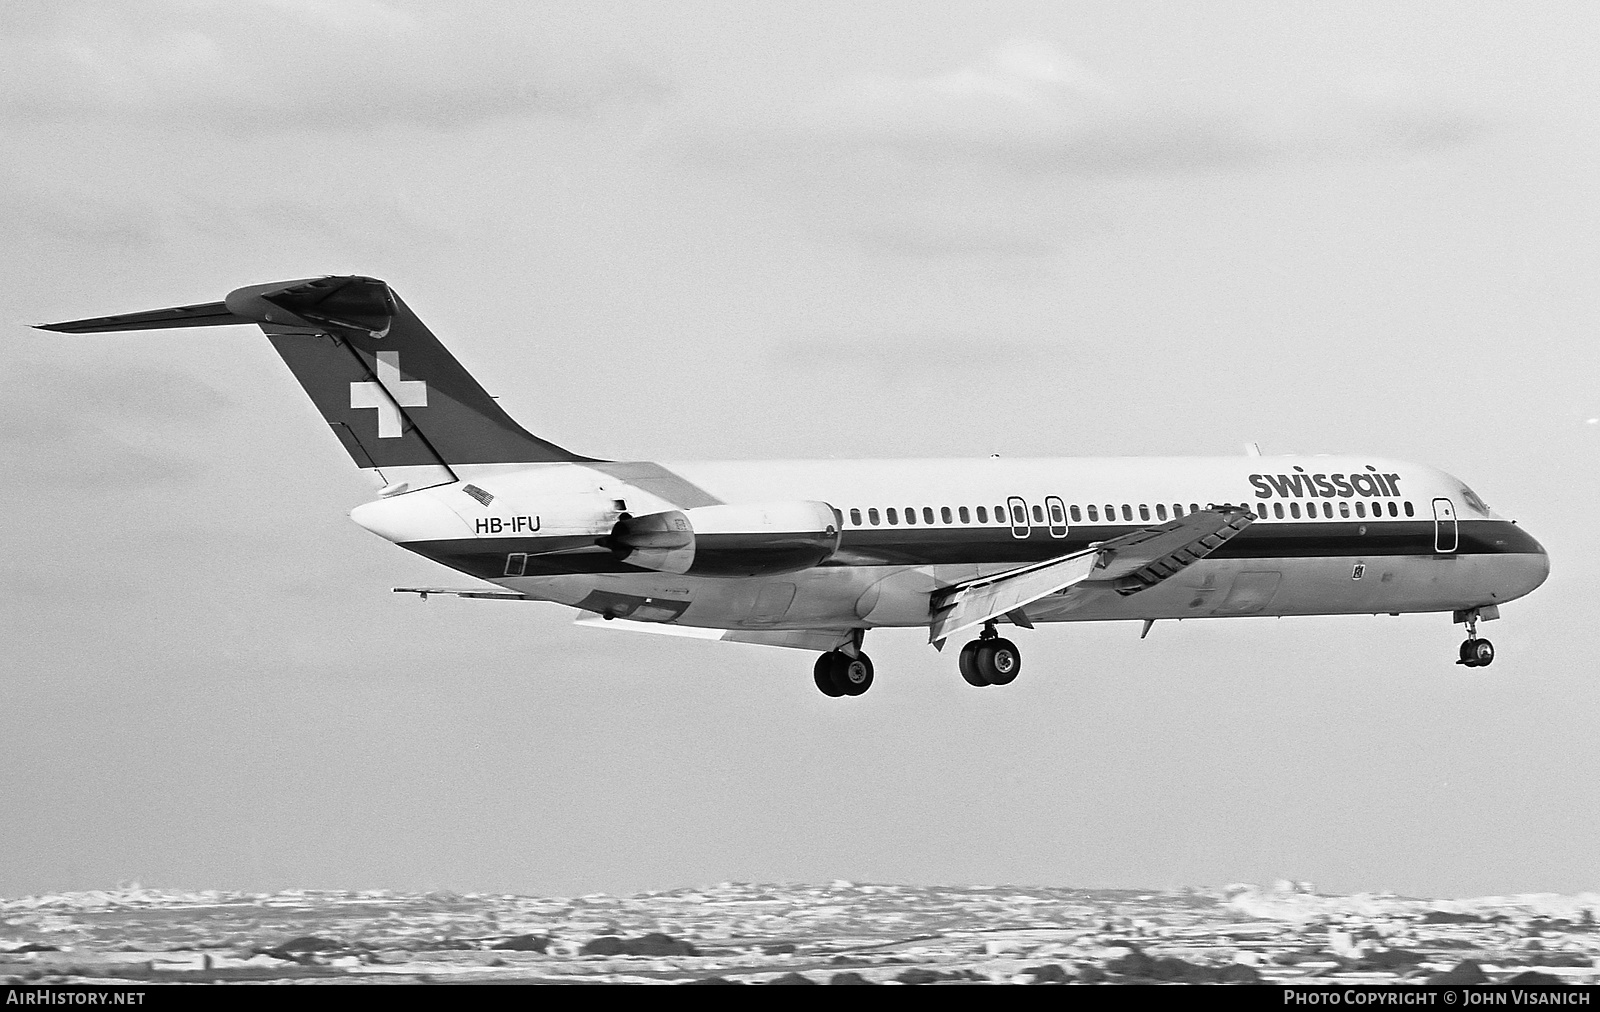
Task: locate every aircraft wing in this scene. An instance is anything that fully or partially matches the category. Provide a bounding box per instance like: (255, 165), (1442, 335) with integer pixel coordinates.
(395, 587), (856, 652)
(1085, 506), (1255, 593)
(928, 507), (1254, 645)
(574, 614), (855, 653)
(928, 550), (1102, 646)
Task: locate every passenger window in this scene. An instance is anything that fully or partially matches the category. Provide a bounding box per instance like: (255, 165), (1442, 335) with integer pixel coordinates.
(1190, 503), (1200, 515)
(939, 507), (951, 524)
(1050, 503), (1064, 524)
(1371, 502), (1381, 518)
(1070, 505), (1082, 522)
(1138, 504), (1150, 521)
(924, 507), (935, 524)
(1121, 505), (1133, 522)
(1087, 505), (1099, 522)
(1273, 503), (1284, 519)
(1320, 503), (1330, 518)
(1289, 502), (1300, 519)
(1012, 504), (1026, 524)
(1106, 505), (1115, 521)
(958, 506), (970, 524)
(1339, 501), (1350, 519)
(1031, 504), (1044, 523)
(887, 508), (899, 525)
(868, 508), (880, 525)
(1355, 502), (1366, 518)
(1404, 501), (1414, 517)
(905, 507), (917, 525)
(1387, 502), (1398, 517)
(976, 506), (988, 523)
(1172, 504), (1183, 517)
(995, 505), (1006, 522)
(849, 508), (862, 526)
(1156, 504), (1167, 520)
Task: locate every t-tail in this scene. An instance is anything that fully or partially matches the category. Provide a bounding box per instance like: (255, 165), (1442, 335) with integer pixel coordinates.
(37, 276), (593, 491)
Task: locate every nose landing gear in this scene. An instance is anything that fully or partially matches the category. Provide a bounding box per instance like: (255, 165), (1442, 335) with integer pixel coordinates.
(957, 623), (1021, 687)
(1455, 609), (1495, 668)
(1458, 637), (1495, 667)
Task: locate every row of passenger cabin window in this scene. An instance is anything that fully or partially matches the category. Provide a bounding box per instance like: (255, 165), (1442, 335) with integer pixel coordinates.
(844, 500), (1417, 527)
(1267, 500), (1414, 519)
(846, 502), (1205, 528)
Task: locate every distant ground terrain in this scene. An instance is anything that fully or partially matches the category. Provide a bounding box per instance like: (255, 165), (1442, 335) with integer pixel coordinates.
(3, 883), (1597, 984)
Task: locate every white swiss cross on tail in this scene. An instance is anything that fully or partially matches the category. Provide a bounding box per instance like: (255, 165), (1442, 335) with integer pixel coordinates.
(349, 351), (427, 438)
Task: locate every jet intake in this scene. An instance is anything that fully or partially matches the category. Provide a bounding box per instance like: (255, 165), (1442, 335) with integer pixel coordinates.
(610, 501), (841, 576)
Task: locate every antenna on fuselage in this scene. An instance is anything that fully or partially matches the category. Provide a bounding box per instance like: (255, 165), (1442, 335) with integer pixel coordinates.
(1244, 442), (1263, 457)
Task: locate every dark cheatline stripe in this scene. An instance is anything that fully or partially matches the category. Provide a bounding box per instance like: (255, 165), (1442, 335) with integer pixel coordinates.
(399, 519), (1542, 581)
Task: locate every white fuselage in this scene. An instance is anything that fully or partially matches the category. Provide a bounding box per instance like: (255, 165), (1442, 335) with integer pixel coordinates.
(350, 454), (1549, 635)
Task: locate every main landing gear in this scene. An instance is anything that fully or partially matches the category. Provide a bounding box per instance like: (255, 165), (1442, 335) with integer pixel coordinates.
(814, 650), (874, 697)
(1456, 609), (1495, 668)
(958, 623), (1021, 688)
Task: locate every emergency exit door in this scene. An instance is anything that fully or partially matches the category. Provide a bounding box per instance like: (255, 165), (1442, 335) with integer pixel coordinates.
(1007, 496), (1030, 539)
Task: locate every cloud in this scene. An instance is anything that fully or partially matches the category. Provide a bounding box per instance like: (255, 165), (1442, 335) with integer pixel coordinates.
(702, 40), (1488, 178)
(0, 0), (667, 131)
(851, 223), (1062, 262)
(0, 360), (228, 492)
(771, 333), (1028, 385)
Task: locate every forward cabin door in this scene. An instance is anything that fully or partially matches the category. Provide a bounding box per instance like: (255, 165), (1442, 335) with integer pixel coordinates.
(1432, 497), (1458, 553)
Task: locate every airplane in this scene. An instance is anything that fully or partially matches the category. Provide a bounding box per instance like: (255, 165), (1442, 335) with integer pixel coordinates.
(38, 275), (1549, 697)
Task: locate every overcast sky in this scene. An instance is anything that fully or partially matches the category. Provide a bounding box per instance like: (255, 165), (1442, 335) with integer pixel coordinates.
(3, 1), (1597, 900)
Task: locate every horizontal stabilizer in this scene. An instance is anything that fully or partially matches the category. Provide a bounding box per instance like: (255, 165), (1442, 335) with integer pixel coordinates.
(36, 301), (254, 333)
(394, 586), (531, 601)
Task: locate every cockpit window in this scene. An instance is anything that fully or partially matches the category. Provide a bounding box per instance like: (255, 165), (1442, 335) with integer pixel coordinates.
(1458, 484), (1490, 515)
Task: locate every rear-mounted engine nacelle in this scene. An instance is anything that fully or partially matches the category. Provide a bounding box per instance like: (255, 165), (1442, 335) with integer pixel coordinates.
(609, 501), (841, 576)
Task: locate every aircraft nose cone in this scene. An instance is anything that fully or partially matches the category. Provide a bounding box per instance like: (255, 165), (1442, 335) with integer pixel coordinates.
(1501, 531), (1550, 603)
(1527, 534), (1550, 585)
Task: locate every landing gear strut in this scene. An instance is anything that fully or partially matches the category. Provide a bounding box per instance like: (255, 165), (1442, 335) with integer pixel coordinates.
(814, 650), (874, 696)
(958, 623), (1021, 687)
(1456, 610), (1495, 668)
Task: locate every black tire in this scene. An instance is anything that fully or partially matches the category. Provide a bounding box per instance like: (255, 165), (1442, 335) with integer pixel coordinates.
(978, 638), (1021, 686)
(958, 641), (989, 686)
(814, 653), (845, 697)
(1469, 638), (1494, 667)
(834, 652), (874, 696)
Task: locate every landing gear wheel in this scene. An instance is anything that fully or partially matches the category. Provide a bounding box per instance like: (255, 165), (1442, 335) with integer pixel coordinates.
(1457, 638), (1494, 668)
(815, 650), (873, 696)
(814, 653), (846, 696)
(975, 638), (1021, 686)
(958, 641), (989, 686)
(832, 651), (874, 696)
